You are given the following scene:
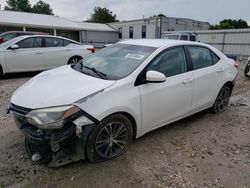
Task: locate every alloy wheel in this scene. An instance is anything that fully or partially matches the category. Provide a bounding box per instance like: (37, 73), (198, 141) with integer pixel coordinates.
(216, 87), (231, 112)
(95, 122), (129, 159)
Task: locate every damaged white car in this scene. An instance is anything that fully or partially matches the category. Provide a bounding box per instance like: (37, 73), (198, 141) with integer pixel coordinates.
(7, 39), (238, 167)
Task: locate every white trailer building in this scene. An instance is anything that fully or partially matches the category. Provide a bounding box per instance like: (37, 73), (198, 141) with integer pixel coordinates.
(0, 10), (118, 47)
(109, 16), (210, 40)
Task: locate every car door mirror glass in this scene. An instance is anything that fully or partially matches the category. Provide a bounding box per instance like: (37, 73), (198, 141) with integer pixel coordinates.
(10, 44), (19, 50)
(146, 70), (166, 83)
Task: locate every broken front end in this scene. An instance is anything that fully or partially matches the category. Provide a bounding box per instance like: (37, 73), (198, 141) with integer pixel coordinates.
(7, 103), (97, 167)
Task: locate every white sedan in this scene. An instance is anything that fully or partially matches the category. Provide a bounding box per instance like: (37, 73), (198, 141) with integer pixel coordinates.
(8, 39), (238, 167)
(0, 35), (94, 76)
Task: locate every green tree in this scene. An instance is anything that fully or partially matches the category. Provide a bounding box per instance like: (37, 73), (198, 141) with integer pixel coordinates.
(211, 19), (248, 30)
(86, 7), (118, 23)
(4, 0), (32, 12)
(150, 14), (167, 18)
(33, 0), (53, 15)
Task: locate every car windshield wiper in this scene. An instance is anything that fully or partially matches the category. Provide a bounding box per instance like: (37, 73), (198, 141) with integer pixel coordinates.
(83, 65), (107, 79)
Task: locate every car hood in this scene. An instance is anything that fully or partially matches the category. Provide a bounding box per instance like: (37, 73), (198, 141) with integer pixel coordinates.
(11, 65), (116, 109)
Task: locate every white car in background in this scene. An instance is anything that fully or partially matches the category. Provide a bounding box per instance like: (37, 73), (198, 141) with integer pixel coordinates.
(7, 39), (238, 167)
(0, 35), (94, 76)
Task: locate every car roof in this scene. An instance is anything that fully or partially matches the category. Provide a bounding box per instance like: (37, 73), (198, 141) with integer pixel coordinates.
(0, 31), (47, 35)
(13, 35), (79, 43)
(118, 39), (203, 48)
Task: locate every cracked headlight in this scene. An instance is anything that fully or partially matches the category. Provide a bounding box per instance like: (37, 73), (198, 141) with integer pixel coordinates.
(25, 105), (80, 129)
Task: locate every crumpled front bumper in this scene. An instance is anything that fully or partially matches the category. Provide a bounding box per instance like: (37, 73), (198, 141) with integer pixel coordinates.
(7, 103), (97, 167)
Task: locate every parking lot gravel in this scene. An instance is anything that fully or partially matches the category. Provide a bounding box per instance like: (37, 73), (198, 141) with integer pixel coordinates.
(0, 62), (250, 188)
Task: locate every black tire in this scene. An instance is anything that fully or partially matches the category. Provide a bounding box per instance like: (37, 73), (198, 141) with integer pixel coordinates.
(0, 65), (3, 79)
(212, 85), (231, 114)
(244, 63), (250, 78)
(68, 56), (83, 64)
(86, 114), (133, 163)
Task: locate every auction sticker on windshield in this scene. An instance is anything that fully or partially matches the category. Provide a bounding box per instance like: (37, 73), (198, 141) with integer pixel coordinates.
(125, 54), (145, 60)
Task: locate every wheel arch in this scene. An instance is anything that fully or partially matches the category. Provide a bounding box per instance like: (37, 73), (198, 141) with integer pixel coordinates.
(223, 81), (234, 93)
(101, 111), (138, 140)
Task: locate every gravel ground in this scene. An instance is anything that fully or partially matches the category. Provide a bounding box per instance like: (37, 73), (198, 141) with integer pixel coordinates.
(0, 62), (250, 188)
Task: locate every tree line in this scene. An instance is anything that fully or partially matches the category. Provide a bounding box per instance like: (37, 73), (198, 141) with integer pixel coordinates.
(2, 0), (250, 29)
(4, 0), (53, 15)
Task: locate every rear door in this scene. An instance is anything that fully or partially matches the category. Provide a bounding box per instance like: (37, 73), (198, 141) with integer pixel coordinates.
(187, 45), (223, 112)
(139, 46), (194, 132)
(43, 37), (73, 69)
(4, 37), (45, 72)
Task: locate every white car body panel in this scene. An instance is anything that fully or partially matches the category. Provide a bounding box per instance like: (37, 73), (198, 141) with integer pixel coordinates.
(0, 35), (92, 74)
(10, 39), (238, 138)
(11, 65), (115, 109)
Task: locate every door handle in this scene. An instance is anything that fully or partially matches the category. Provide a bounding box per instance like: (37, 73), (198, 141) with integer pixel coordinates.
(182, 78), (193, 84)
(35, 51), (43, 55)
(217, 68), (224, 73)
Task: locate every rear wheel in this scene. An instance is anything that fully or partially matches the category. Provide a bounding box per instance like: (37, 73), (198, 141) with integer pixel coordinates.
(86, 114), (133, 163)
(68, 56), (83, 64)
(212, 85), (231, 113)
(244, 63), (250, 78)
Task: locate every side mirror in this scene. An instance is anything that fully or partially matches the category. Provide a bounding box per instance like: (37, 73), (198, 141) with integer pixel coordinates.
(10, 44), (19, 50)
(146, 70), (166, 83)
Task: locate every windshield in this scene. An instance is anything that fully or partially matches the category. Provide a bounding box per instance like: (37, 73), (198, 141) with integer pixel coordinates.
(161, 34), (180, 40)
(73, 43), (157, 80)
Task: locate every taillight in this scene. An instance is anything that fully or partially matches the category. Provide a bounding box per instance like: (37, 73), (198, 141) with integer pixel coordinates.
(0, 38), (4, 44)
(234, 62), (239, 70)
(87, 48), (95, 53)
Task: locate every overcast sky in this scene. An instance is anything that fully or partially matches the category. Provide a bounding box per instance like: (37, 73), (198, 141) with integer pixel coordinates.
(0, 0), (249, 24)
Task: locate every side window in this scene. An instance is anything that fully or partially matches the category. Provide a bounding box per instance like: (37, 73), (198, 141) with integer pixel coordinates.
(17, 38), (33, 48)
(17, 37), (42, 48)
(63, 40), (70, 46)
(180, 35), (188, 41)
(148, 47), (187, 77)
(190, 35), (196, 41)
(211, 51), (220, 64)
(32, 38), (43, 48)
(45, 38), (64, 47)
(188, 46), (213, 70)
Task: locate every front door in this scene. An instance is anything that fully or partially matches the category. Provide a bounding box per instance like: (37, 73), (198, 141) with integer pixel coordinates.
(139, 46), (194, 133)
(5, 37), (45, 72)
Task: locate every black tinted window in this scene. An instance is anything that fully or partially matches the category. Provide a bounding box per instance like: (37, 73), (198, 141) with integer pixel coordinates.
(180, 35), (188, 40)
(190, 35), (196, 41)
(17, 37), (42, 48)
(45, 37), (64, 47)
(148, 47), (187, 77)
(189, 46), (213, 70)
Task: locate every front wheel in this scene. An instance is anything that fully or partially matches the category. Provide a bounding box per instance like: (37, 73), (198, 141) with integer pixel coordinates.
(244, 63), (250, 78)
(86, 114), (133, 163)
(212, 85), (231, 114)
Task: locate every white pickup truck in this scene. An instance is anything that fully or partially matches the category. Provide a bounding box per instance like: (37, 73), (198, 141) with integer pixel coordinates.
(161, 32), (198, 41)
